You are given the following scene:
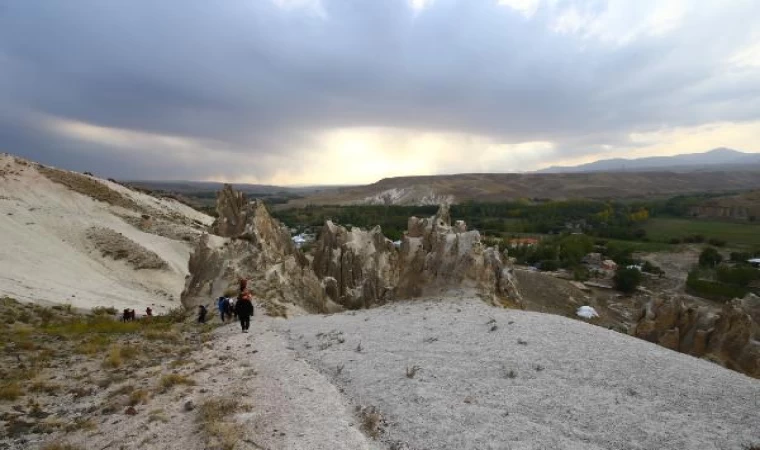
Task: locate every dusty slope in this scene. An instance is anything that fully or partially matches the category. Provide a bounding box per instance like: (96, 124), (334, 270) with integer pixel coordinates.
(284, 295), (759, 450)
(0, 154), (213, 312)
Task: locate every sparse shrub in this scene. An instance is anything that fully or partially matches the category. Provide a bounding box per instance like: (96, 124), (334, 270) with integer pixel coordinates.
(29, 380), (61, 395)
(358, 405), (383, 439)
(92, 306), (118, 316)
(40, 442), (82, 450)
(405, 365), (421, 379)
(103, 345), (123, 368)
(517, 339), (528, 346)
(64, 418), (97, 432)
(355, 342), (363, 352)
(158, 374), (195, 392)
(0, 382), (23, 401)
(730, 252), (752, 263)
(129, 389), (150, 406)
(613, 267), (642, 294)
(197, 398), (241, 450)
(716, 264), (760, 287)
(708, 238), (727, 247)
(505, 369), (517, 379)
(148, 409), (169, 423)
(699, 247), (723, 268)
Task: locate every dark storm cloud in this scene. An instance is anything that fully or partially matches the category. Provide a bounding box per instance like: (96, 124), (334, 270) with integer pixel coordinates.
(1, 0), (759, 181)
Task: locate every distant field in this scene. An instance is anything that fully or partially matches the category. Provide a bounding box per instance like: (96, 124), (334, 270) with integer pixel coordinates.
(643, 218), (760, 249)
(604, 239), (673, 253)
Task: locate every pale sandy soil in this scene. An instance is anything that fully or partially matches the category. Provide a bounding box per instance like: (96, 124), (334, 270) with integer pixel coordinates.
(0, 154), (212, 313)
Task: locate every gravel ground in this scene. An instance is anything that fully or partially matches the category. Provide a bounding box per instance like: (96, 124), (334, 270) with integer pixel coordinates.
(283, 295), (760, 450)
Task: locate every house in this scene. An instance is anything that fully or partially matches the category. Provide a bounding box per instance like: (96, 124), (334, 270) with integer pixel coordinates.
(509, 237), (539, 248)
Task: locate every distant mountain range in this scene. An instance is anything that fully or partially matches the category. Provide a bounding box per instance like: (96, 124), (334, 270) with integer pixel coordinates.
(537, 148), (760, 173)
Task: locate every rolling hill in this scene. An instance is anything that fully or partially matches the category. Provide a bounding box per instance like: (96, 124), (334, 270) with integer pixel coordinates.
(537, 148), (760, 173)
(283, 169), (760, 207)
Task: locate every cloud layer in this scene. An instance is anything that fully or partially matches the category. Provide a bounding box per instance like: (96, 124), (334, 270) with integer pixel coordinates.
(1, 0), (759, 184)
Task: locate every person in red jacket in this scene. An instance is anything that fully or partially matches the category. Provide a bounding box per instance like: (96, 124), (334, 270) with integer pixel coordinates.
(236, 291), (254, 333)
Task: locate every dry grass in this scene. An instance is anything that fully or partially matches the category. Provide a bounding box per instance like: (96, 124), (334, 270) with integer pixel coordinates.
(102, 344), (124, 368)
(262, 298), (288, 318)
(40, 442), (82, 450)
(29, 380), (62, 395)
(405, 365), (421, 379)
(197, 398), (242, 450)
(148, 409), (169, 423)
(357, 405), (384, 439)
(0, 382), (23, 401)
(158, 373), (196, 393)
(38, 165), (143, 212)
(129, 388), (151, 406)
(64, 417), (97, 432)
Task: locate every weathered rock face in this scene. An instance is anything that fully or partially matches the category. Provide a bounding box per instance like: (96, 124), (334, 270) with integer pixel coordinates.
(312, 222), (399, 309)
(183, 187), (329, 314)
(397, 205), (521, 304)
(633, 295), (760, 378)
(311, 204), (521, 309)
(211, 185), (251, 237)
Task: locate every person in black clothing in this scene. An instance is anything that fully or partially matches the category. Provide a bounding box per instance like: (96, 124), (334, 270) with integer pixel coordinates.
(236, 292), (254, 333)
(197, 305), (207, 324)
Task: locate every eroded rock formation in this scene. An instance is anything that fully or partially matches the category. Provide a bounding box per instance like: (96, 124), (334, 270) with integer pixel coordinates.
(633, 295), (760, 377)
(182, 185), (329, 314)
(312, 222), (399, 309)
(311, 204), (521, 309)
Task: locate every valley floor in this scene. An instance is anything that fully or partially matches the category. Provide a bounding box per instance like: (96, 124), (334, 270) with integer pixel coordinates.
(12, 294), (760, 450)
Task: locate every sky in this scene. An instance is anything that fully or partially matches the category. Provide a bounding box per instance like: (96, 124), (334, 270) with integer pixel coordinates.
(1, 0), (760, 185)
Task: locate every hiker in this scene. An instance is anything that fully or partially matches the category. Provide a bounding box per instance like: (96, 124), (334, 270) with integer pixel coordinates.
(145, 307), (153, 317)
(217, 296), (227, 322)
(228, 297), (237, 319)
(222, 297), (232, 321)
(197, 305), (207, 324)
(236, 291), (254, 333)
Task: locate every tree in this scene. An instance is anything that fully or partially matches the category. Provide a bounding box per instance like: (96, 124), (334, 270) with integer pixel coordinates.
(699, 247), (723, 268)
(614, 267), (642, 294)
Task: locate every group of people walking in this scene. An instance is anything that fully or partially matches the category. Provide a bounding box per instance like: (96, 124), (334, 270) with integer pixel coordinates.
(196, 278), (255, 333)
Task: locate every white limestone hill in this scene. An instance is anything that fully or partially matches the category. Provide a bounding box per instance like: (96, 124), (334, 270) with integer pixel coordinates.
(0, 154), (213, 313)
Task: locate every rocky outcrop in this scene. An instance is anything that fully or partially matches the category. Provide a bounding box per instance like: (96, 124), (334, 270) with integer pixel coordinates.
(183, 187), (330, 314)
(311, 204), (521, 309)
(312, 222), (398, 309)
(397, 205), (521, 304)
(211, 185), (254, 237)
(633, 295), (760, 378)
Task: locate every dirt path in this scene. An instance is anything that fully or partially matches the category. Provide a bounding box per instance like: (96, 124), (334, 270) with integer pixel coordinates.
(221, 317), (379, 450)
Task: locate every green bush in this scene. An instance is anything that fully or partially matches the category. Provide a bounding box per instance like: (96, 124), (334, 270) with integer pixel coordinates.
(730, 252), (752, 263)
(686, 276), (748, 302)
(613, 267), (642, 294)
(699, 247), (723, 268)
(538, 260), (560, 272)
(716, 265), (760, 287)
(708, 238), (727, 247)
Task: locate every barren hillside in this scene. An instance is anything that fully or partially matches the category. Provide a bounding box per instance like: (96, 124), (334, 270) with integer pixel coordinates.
(0, 154), (213, 313)
(284, 170), (760, 206)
